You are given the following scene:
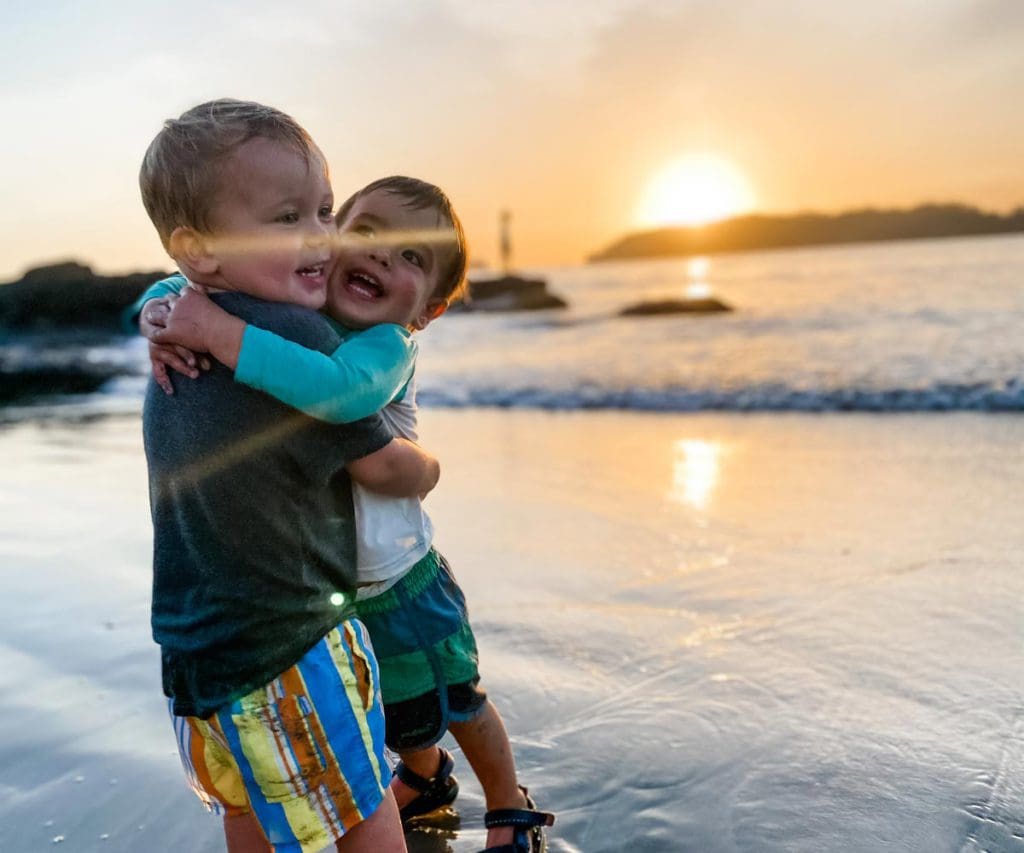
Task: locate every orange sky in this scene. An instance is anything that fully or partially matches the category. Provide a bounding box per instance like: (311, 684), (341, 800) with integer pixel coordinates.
(1, 0), (1021, 281)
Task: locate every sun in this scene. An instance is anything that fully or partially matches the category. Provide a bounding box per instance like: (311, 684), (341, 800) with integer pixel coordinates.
(637, 153), (755, 228)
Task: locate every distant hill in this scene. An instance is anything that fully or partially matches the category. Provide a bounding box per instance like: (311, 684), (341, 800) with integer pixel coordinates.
(589, 203), (1024, 262)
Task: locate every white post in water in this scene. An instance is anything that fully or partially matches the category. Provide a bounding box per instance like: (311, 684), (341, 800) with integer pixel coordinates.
(500, 209), (512, 275)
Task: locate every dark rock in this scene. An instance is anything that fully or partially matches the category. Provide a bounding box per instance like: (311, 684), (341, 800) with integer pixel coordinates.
(0, 364), (123, 402)
(619, 297), (732, 316)
(455, 275), (567, 312)
(0, 261), (171, 331)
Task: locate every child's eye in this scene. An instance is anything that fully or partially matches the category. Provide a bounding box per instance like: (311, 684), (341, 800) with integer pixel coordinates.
(353, 224), (375, 238)
(402, 249), (424, 268)
(319, 205), (334, 222)
(276, 211), (299, 224)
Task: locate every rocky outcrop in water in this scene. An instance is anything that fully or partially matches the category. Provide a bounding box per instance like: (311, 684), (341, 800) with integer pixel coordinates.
(0, 261), (572, 326)
(457, 275), (567, 312)
(619, 297), (732, 316)
(0, 262), (164, 403)
(0, 261), (169, 330)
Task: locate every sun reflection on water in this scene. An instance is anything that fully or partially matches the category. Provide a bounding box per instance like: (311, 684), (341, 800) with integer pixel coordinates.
(685, 256), (713, 300)
(668, 439), (722, 510)
(687, 256), (710, 279)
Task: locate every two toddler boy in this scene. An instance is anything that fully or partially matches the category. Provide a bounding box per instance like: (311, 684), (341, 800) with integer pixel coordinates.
(138, 99), (551, 852)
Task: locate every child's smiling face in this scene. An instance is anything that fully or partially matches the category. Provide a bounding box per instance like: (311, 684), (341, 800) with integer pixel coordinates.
(204, 137), (334, 309)
(326, 189), (451, 330)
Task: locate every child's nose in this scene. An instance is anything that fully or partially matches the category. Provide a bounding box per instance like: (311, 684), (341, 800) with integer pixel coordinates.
(303, 221), (333, 251)
(369, 247), (391, 268)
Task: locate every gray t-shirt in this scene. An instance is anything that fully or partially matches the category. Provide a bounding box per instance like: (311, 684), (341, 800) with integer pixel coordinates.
(143, 292), (393, 718)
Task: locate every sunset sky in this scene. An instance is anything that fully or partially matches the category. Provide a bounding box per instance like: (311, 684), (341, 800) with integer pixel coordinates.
(1, 0), (1021, 281)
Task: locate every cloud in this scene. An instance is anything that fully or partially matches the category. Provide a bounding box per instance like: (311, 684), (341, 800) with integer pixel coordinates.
(1, 0), (1021, 276)
(958, 0), (1024, 39)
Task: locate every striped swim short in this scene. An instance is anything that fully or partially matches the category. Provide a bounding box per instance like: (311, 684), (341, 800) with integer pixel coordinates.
(170, 619), (390, 853)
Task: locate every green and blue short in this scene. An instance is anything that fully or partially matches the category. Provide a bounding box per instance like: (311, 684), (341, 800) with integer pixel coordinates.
(355, 548), (487, 751)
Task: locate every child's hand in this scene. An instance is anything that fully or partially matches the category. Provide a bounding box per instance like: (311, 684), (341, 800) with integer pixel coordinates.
(139, 294), (209, 396)
(151, 287), (220, 354)
(139, 295), (176, 340)
(148, 340), (200, 396)
(151, 287), (248, 374)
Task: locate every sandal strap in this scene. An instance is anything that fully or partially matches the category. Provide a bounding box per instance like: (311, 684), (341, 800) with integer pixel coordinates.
(484, 807), (555, 830)
(484, 788), (554, 830)
(395, 747), (455, 794)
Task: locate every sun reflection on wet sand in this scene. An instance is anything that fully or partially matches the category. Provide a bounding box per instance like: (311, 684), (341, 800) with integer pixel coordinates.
(667, 438), (723, 510)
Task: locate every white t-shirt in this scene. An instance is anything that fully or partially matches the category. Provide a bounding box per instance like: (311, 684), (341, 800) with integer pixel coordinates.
(353, 376), (434, 595)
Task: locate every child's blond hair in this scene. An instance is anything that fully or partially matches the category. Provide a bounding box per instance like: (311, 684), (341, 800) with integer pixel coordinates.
(140, 98), (318, 251)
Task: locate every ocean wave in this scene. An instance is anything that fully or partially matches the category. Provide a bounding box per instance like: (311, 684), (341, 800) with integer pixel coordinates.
(418, 380), (1024, 413)
(7, 377), (1024, 423)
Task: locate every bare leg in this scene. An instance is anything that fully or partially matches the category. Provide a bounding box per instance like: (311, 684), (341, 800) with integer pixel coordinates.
(335, 788), (407, 852)
(223, 790), (407, 853)
(449, 699), (529, 849)
(223, 813), (272, 853)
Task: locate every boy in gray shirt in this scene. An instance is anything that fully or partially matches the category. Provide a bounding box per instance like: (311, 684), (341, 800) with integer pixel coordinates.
(140, 99), (431, 852)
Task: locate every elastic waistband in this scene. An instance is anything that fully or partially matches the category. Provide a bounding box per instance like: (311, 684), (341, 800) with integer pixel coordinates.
(355, 548), (444, 615)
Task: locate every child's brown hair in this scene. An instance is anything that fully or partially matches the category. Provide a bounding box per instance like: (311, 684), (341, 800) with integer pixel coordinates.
(335, 176), (469, 305)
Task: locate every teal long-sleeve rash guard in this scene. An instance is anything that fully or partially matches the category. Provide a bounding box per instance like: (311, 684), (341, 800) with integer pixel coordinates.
(126, 273), (417, 423)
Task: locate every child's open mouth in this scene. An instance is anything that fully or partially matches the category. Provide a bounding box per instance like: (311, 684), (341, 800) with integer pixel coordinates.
(346, 271), (384, 300)
(296, 263), (326, 284)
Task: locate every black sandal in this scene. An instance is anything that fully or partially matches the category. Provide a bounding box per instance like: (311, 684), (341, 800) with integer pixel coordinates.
(395, 747), (460, 825)
(480, 786), (555, 853)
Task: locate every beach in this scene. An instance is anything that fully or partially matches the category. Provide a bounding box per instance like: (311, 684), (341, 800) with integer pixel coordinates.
(3, 409), (1022, 852)
(3, 4), (1022, 850)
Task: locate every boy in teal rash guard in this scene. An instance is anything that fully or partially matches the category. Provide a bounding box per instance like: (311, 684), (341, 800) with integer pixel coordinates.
(137, 176), (555, 853)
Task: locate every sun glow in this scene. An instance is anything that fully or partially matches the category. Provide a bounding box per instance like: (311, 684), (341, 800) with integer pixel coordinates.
(638, 153), (755, 228)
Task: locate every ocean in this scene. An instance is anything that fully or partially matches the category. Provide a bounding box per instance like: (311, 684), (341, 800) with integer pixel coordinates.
(415, 232), (1024, 412)
(3, 232), (1024, 421)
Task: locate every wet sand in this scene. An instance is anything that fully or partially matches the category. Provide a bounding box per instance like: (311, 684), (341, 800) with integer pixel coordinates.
(2, 411), (1023, 852)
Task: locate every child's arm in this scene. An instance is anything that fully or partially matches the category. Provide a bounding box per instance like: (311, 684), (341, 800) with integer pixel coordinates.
(347, 437), (440, 499)
(153, 287), (417, 423)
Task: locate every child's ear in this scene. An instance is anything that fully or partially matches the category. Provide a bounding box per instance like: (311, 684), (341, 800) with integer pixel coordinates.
(168, 226), (219, 277)
(410, 299), (448, 331)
